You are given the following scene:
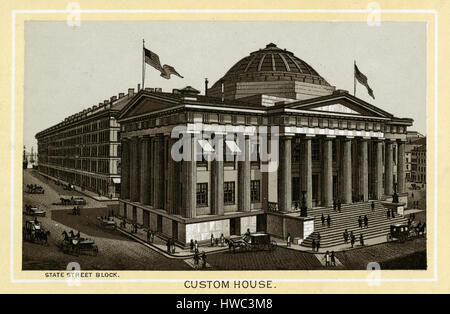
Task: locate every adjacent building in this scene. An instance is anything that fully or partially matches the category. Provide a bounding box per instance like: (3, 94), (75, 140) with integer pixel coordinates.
(117, 43), (413, 245)
(410, 137), (426, 183)
(35, 88), (138, 198)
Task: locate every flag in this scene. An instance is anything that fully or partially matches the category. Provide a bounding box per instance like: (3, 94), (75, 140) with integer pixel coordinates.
(160, 64), (184, 80)
(144, 47), (164, 72)
(354, 64), (375, 99)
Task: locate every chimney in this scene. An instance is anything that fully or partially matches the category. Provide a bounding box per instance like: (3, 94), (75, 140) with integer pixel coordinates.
(220, 78), (225, 102)
(155, 88), (162, 92)
(138, 83), (141, 91)
(205, 78), (209, 96)
(118, 93), (125, 99)
(104, 100), (109, 105)
(145, 87), (153, 92)
(128, 88), (135, 97)
(110, 96), (117, 103)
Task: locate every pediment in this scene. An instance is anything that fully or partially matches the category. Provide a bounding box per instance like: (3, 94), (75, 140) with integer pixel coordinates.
(288, 94), (394, 118)
(119, 94), (179, 119)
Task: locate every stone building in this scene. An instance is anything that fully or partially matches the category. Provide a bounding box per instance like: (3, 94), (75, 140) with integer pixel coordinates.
(117, 43), (413, 245)
(35, 88), (138, 198)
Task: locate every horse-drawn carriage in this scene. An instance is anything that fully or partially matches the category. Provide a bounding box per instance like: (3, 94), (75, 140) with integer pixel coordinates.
(97, 216), (116, 229)
(60, 231), (98, 256)
(26, 184), (44, 194)
(23, 204), (46, 217)
(60, 195), (87, 206)
(228, 232), (277, 253)
(387, 222), (426, 243)
(23, 220), (50, 245)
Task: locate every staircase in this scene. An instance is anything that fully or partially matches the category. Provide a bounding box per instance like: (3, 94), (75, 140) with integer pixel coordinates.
(301, 201), (408, 248)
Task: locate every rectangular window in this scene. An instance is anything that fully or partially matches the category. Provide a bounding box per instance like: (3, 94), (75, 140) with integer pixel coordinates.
(196, 183), (208, 207)
(250, 180), (261, 203)
(224, 181), (235, 205)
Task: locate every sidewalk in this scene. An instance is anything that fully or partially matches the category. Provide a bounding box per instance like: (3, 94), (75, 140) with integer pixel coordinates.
(112, 217), (229, 259)
(39, 172), (118, 202)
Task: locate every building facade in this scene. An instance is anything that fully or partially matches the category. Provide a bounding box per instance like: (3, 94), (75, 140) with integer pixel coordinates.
(117, 44), (413, 245)
(35, 88), (137, 198)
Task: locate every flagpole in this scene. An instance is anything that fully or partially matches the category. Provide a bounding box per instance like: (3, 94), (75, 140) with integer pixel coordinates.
(142, 39), (145, 90)
(353, 60), (356, 96)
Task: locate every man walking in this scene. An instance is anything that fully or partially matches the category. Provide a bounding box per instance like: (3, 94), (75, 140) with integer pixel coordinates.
(324, 251), (330, 267)
(331, 251), (336, 267)
(338, 199), (342, 212)
(321, 214), (325, 226)
(350, 231), (355, 248)
(326, 215), (331, 228)
(316, 240), (321, 252)
(333, 200), (337, 211)
(364, 215), (369, 228)
(358, 216), (363, 229)
(371, 201), (375, 212)
(286, 233), (291, 247)
(360, 233), (365, 246)
(312, 239), (316, 252)
(387, 208), (391, 219)
(343, 229), (349, 244)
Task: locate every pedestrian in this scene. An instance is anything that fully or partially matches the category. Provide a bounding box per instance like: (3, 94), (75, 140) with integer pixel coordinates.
(412, 192), (414, 199)
(317, 232), (321, 243)
(321, 214), (325, 226)
(166, 238), (171, 253)
(210, 233), (215, 247)
(171, 238), (176, 254)
(312, 239), (316, 252)
(151, 231), (155, 243)
(193, 251), (200, 269)
(220, 233), (225, 247)
(333, 199), (337, 211)
(147, 229), (151, 243)
(324, 251), (330, 267)
(350, 232), (355, 248)
(391, 208), (395, 218)
(343, 229), (349, 244)
(387, 208), (391, 219)
(189, 239), (194, 252)
(358, 216), (363, 228)
(338, 199), (342, 212)
(364, 215), (369, 228)
(194, 240), (199, 253)
(286, 233), (291, 247)
(201, 251), (207, 269)
(316, 240), (321, 252)
(331, 251), (336, 267)
(360, 234), (365, 246)
(371, 201), (375, 212)
(215, 238), (219, 247)
(327, 215), (331, 228)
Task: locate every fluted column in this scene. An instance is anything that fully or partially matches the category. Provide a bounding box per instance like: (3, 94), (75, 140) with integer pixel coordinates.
(358, 139), (369, 202)
(153, 135), (163, 209)
(130, 137), (140, 202)
(374, 140), (383, 200)
(278, 135), (293, 212)
(321, 137), (333, 207)
(139, 137), (150, 205)
(385, 140), (393, 196)
(342, 138), (352, 204)
(120, 139), (130, 199)
(302, 137), (313, 209)
(397, 140), (406, 194)
(185, 133), (197, 218)
(238, 135), (251, 212)
(211, 135), (224, 215)
(166, 137), (177, 214)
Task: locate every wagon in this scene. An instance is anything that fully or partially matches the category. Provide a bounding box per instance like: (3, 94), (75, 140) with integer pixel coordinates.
(229, 232), (277, 253)
(61, 236), (98, 256)
(24, 204), (46, 217)
(387, 223), (416, 242)
(23, 220), (50, 245)
(60, 195), (87, 206)
(97, 216), (116, 229)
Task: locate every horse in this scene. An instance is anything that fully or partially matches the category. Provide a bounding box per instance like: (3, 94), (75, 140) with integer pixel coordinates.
(36, 230), (50, 245)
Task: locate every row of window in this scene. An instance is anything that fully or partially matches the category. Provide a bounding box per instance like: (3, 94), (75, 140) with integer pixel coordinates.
(196, 180), (261, 207)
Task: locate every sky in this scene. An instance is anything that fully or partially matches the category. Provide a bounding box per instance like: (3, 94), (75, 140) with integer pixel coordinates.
(24, 21), (427, 151)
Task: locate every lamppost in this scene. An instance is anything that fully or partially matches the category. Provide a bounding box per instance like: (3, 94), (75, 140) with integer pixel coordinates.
(300, 190), (308, 217)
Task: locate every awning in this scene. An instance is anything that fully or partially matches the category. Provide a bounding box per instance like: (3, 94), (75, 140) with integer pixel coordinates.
(198, 139), (215, 152)
(225, 140), (241, 153)
(112, 177), (121, 184)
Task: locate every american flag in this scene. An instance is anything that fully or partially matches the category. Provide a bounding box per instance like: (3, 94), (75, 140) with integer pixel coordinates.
(354, 64), (375, 99)
(144, 47), (164, 72)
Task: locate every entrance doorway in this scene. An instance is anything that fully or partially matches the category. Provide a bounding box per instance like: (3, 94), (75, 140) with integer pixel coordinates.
(172, 221), (178, 240)
(230, 218), (241, 236)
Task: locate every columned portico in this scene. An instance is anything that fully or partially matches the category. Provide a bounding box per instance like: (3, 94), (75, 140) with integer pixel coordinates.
(358, 138), (369, 202)
(321, 137), (333, 207)
(385, 140), (394, 196)
(397, 140), (406, 194)
(278, 135), (293, 212)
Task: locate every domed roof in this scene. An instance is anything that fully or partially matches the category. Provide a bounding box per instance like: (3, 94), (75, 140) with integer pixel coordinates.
(221, 43), (330, 86)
